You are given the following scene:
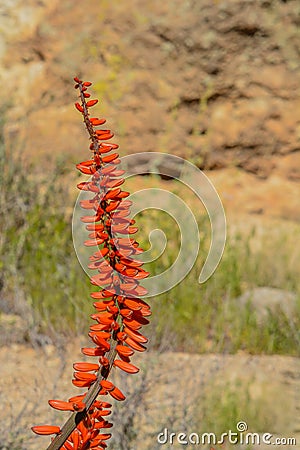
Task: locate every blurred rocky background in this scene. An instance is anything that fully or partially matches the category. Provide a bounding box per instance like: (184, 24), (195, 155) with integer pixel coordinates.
(0, 1), (300, 449)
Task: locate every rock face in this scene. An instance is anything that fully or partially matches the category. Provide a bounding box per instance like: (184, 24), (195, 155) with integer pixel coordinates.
(0, 0), (300, 180)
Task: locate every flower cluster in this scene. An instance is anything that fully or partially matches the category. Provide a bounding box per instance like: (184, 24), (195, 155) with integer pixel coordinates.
(32, 77), (151, 450)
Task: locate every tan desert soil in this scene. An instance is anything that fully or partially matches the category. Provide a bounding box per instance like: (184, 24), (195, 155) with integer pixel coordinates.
(0, 342), (300, 449)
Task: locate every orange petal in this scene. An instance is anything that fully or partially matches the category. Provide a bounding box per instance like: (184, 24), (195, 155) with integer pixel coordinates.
(123, 298), (142, 311)
(99, 356), (110, 367)
(72, 379), (94, 388)
(104, 188), (121, 200)
(109, 387), (126, 401)
(113, 359), (139, 374)
(75, 102), (83, 112)
(102, 153), (119, 163)
(97, 132), (114, 140)
(84, 238), (104, 247)
(125, 336), (147, 352)
(71, 429), (80, 449)
(116, 344), (134, 357)
(73, 372), (97, 382)
(89, 333), (111, 351)
(81, 213), (103, 223)
(31, 425), (61, 435)
(97, 433), (112, 440)
(124, 326), (148, 343)
(90, 247), (109, 259)
(81, 347), (105, 357)
(69, 394), (86, 403)
(131, 285), (148, 296)
(90, 117), (106, 125)
(123, 316), (149, 330)
(116, 191), (130, 199)
(73, 362), (99, 372)
(100, 379), (115, 391)
(86, 99), (98, 107)
(92, 300), (114, 311)
(48, 400), (74, 411)
(120, 308), (133, 318)
(80, 199), (96, 209)
(76, 164), (96, 175)
(105, 201), (120, 212)
(90, 290), (113, 299)
(106, 178), (125, 188)
(62, 440), (74, 450)
(133, 270), (150, 279)
(94, 420), (113, 429)
(86, 223), (105, 232)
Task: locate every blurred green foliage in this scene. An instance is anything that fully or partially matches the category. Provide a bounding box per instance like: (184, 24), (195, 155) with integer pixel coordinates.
(139, 208), (300, 355)
(0, 117), (299, 352)
(0, 119), (92, 335)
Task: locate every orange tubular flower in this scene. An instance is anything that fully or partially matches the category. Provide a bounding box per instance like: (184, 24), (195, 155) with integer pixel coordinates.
(32, 77), (151, 450)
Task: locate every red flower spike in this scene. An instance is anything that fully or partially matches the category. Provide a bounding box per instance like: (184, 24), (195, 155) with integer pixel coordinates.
(32, 78), (151, 450)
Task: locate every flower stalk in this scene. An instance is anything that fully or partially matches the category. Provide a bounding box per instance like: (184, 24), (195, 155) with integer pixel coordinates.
(32, 77), (151, 450)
